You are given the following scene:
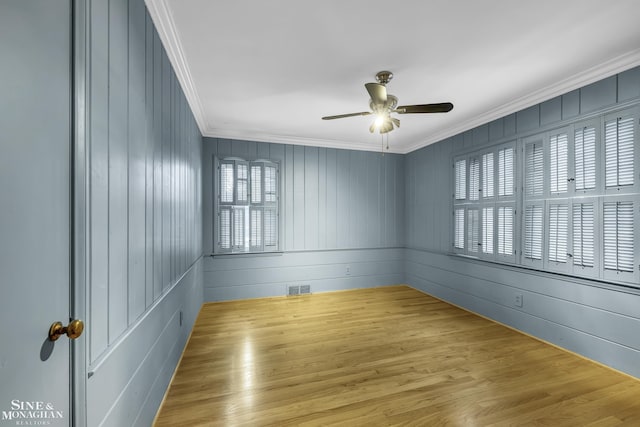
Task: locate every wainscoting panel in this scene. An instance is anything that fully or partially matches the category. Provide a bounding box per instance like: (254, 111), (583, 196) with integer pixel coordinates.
(204, 249), (404, 301)
(86, 260), (202, 427)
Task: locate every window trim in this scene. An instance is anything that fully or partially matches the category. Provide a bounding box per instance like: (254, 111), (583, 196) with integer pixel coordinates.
(453, 142), (517, 260)
(451, 106), (640, 288)
(214, 156), (281, 255)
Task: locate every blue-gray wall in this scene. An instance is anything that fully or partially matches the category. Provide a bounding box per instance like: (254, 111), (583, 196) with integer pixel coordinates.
(85, 0), (203, 425)
(202, 139), (405, 301)
(405, 66), (640, 378)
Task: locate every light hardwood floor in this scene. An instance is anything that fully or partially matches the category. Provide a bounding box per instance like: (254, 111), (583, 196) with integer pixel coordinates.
(154, 286), (640, 426)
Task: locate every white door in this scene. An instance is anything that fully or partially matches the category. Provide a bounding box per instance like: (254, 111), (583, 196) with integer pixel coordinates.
(0, 1), (75, 426)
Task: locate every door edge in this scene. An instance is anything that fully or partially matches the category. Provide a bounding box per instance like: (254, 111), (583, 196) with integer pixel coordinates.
(71, 0), (89, 425)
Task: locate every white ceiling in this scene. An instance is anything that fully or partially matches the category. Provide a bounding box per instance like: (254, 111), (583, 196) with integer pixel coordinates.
(146, 0), (640, 154)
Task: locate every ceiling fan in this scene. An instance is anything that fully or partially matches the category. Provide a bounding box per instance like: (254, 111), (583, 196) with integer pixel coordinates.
(322, 71), (453, 134)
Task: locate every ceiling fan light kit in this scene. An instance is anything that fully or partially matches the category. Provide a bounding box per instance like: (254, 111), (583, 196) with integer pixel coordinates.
(322, 70), (454, 140)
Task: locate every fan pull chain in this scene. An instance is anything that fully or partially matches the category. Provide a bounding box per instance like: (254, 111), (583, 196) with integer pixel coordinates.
(380, 132), (390, 155)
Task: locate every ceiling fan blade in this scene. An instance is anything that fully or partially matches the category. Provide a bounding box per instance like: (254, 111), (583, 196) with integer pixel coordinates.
(322, 111), (372, 120)
(365, 82), (387, 105)
(395, 102), (454, 114)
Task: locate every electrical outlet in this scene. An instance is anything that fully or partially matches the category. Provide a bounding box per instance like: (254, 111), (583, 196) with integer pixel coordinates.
(514, 294), (523, 308)
(345, 265), (351, 276)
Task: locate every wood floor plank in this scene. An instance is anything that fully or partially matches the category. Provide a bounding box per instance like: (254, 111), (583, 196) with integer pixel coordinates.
(154, 286), (640, 426)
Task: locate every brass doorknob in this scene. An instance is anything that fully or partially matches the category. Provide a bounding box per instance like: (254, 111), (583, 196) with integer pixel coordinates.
(48, 319), (84, 341)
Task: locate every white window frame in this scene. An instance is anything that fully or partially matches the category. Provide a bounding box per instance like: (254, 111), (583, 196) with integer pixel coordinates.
(451, 106), (640, 288)
(215, 157), (280, 254)
(453, 143), (516, 260)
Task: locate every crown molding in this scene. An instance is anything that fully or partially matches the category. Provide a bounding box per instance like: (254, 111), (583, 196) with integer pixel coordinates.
(203, 128), (405, 154)
(144, 0), (209, 134)
(402, 48), (640, 154)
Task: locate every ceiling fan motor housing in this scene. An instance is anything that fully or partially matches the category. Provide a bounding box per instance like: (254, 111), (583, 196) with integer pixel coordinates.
(375, 71), (393, 85)
(370, 94), (398, 114)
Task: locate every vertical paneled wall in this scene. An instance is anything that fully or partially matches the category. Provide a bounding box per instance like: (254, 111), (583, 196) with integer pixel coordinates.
(405, 66), (640, 378)
(86, 0), (202, 425)
(404, 140), (453, 253)
(202, 139), (405, 301)
(203, 139), (404, 252)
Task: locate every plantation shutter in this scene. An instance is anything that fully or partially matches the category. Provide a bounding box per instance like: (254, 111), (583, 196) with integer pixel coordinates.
(264, 208), (278, 250)
(549, 133), (568, 194)
(497, 206), (513, 256)
(250, 208), (263, 251)
(482, 207), (494, 254)
(219, 207), (232, 252)
(572, 202), (595, 268)
(232, 207), (246, 249)
(220, 162), (235, 204)
(235, 161), (249, 204)
(548, 203), (568, 263)
(524, 204), (543, 260)
(605, 116), (634, 188)
(216, 157), (280, 254)
(498, 147), (514, 197)
(264, 164), (278, 204)
(250, 163), (263, 204)
(574, 126), (596, 191)
(525, 141), (544, 197)
(454, 209), (465, 250)
(482, 152), (494, 198)
(603, 201), (634, 273)
(467, 209), (479, 253)
(469, 158), (480, 201)
(455, 159), (466, 200)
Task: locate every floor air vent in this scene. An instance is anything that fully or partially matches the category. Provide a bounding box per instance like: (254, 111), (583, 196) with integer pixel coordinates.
(287, 285), (311, 296)
(287, 285), (300, 296)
